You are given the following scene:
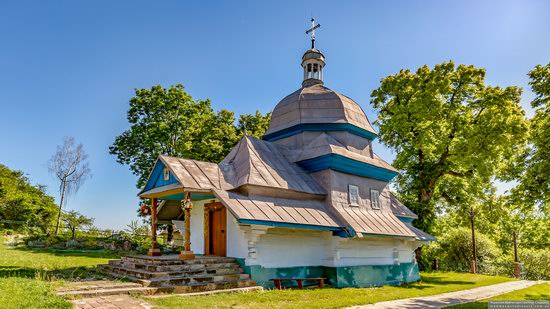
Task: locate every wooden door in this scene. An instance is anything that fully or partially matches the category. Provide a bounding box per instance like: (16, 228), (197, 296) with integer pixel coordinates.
(207, 203), (226, 256)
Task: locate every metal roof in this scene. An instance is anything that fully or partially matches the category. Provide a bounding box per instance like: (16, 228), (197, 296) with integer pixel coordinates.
(389, 193), (418, 219)
(220, 136), (326, 195)
(213, 189), (340, 229)
(265, 83), (377, 137)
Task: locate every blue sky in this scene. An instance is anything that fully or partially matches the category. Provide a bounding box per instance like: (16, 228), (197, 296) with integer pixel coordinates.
(1, 0), (548, 230)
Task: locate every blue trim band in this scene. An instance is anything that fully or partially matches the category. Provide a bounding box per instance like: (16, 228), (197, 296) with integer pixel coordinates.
(238, 219), (343, 231)
(263, 123), (378, 142)
(297, 154), (398, 182)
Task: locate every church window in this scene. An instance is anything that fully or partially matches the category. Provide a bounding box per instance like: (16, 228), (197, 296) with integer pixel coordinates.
(370, 189), (380, 209)
(163, 167), (170, 181)
(348, 184), (360, 206)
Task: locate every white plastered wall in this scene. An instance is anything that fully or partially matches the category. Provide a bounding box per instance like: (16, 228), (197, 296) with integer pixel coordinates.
(241, 226), (420, 268)
(188, 199), (248, 258)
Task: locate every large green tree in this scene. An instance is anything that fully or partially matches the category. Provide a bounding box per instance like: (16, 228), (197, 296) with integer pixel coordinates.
(0, 164), (58, 233)
(110, 84), (271, 188)
(513, 63), (550, 214)
(371, 61), (529, 232)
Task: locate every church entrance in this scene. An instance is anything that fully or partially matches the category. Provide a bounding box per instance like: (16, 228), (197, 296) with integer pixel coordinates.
(204, 202), (226, 256)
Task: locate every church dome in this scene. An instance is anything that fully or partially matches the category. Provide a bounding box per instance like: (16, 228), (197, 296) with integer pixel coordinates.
(264, 19), (377, 142)
(264, 83), (377, 139)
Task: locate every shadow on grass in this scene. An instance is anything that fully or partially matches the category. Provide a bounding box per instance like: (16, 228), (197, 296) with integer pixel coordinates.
(0, 265), (108, 281)
(389, 274), (476, 291)
(12, 245), (129, 259)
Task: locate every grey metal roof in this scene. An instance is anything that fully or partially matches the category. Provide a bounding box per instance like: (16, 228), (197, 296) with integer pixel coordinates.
(405, 222), (436, 241)
(331, 201), (417, 237)
(159, 155), (224, 191)
(265, 83), (377, 136)
(213, 189), (340, 228)
(220, 136), (326, 195)
(389, 193), (418, 219)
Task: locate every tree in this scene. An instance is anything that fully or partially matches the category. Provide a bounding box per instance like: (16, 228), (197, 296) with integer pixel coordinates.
(110, 84), (271, 188)
(238, 111), (272, 139)
(0, 164), (58, 233)
(48, 137), (91, 235)
(62, 210), (94, 239)
(513, 63), (550, 214)
(371, 61), (528, 234)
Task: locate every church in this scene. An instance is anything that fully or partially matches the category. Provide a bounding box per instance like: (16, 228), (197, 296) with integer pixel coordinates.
(137, 21), (434, 288)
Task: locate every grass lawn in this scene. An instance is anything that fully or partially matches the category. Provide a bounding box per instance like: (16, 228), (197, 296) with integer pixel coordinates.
(0, 237), (122, 309)
(146, 272), (516, 309)
(447, 283), (550, 309)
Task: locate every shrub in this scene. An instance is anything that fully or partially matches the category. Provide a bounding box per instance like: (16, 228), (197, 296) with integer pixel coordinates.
(519, 248), (550, 280)
(423, 227), (501, 273)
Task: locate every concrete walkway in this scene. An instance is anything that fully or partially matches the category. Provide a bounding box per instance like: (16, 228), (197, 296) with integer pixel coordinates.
(71, 295), (153, 309)
(349, 280), (540, 309)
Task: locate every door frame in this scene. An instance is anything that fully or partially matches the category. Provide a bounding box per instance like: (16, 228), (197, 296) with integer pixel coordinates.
(204, 202), (227, 256)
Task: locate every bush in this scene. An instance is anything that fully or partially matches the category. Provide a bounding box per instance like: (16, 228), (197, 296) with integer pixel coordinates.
(423, 227), (501, 273)
(519, 248), (550, 280)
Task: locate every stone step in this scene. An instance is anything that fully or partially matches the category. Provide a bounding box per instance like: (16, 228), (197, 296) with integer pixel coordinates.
(57, 282), (142, 293)
(120, 255), (236, 266)
(100, 263), (243, 279)
(138, 273), (251, 287)
(57, 286), (158, 298)
(113, 260), (239, 273)
(152, 279), (258, 294)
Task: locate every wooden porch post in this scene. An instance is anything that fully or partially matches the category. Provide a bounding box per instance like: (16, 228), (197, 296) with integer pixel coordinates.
(179, 192), (195, 260)
(147, 198), (161, 256)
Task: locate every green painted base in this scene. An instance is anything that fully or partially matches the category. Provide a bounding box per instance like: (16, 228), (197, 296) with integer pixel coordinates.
(235, 259), (419, 288)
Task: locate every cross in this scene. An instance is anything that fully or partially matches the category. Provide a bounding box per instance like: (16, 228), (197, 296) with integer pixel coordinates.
(305, 18), (321, 49)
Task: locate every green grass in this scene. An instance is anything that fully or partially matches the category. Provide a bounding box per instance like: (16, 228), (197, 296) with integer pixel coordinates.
(0, 236), (122, 309)
(447, 283), (550, 309)
(147, 272), (516, 309)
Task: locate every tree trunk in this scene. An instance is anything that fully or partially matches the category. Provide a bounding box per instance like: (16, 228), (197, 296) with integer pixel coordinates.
(72, 226), (76, 239)
(470, 209), (477, 274)
(55, 180), (67, 235)
(513, 230), (518, 262)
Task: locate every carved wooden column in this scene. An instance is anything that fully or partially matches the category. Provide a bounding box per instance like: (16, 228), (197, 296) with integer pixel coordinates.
(147, 198), (161, 256)
(179, 192), (195, 260)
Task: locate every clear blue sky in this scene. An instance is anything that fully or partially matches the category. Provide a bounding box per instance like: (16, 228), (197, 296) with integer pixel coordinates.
(1, 0), (548, 230)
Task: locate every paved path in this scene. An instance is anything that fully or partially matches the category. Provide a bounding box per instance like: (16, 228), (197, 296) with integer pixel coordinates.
(71, 295), (153, 309)
(349, 280), (540, 309)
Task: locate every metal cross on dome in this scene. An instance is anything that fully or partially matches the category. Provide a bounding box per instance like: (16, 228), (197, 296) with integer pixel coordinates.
(305, 18), (321, 49)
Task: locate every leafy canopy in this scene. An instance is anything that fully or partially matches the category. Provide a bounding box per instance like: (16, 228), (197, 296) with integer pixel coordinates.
(371, 61), (528, 231)
(512, 63), (550, 214)
(110, 84), (271, 188)
(0, 164), (58, 233)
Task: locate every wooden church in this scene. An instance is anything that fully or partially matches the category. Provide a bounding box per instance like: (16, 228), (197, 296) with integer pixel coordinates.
(134, 21), (434, 288)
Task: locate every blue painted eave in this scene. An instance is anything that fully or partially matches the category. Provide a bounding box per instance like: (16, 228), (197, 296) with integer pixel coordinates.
(238, 219), (343, 232)
(297, 154), (398, 182)
(263, 123), (378, 142)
